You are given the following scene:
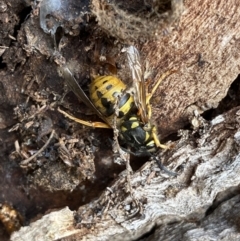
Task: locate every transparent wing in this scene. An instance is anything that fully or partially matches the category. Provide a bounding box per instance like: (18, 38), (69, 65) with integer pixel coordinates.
(59, 66), (111, 126)
(126, 46), (148, 123)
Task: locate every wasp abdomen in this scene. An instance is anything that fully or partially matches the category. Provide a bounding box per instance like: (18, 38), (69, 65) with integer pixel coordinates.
(90, 76), (134, 119)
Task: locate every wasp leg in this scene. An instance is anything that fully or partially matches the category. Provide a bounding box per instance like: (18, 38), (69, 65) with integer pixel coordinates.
(152, 131), (170, 149)
(151, 133), (178, 176)
(147, 104), (152, 120)
(58, 108), (111, 129)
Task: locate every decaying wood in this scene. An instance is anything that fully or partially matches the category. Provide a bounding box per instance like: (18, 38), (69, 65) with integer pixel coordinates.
(11, 106), (240, 240)
(17, 0), (240, 137)
(142, 0), (240, 136)
(5, 0), (240, 240)
(91, 0), (240, 136)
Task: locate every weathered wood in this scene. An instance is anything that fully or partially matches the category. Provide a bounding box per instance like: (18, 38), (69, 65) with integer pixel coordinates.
(11, 107), (240, 240)
(143, 0), (240, 136)
(9, 0), (240, 240)
(91, 0), (240, 136)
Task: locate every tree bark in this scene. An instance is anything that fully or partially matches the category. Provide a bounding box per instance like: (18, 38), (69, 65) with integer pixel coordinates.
(5, 0), (240, 240)
(143, 0), (240, 136)
(91, 0), (240, 136)
(11, 106), (240, 240)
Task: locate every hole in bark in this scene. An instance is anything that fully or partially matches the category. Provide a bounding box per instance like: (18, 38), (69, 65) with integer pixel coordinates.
(0, 56), (7, 69)
(115, 0), (172, 15)
(13, 6), (32, 38)
(55, 26), (65, 48)
(202, 74), (240, 120)
(163, 132), (181, 143)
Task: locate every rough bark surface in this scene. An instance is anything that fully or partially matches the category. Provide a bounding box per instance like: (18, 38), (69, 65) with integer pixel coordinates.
(11, 106), (240, 240)
(143, 0), (240, 136)
(0, 0), (239, 240)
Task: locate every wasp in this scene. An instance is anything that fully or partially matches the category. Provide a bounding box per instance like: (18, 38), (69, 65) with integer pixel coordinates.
(58, 46), (176, 175)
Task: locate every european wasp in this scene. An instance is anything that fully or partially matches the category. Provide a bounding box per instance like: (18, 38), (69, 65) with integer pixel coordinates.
(58, 46), (176, 175)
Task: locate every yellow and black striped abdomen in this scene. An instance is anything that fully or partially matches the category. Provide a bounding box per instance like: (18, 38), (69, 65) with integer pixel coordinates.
(89, 76), (134, 119)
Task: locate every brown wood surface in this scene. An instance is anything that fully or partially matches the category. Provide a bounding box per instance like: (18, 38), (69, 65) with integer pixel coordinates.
(9, 0), (240, 240)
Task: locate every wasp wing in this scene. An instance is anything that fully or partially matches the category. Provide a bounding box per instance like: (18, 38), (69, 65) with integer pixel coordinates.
(126, 46), (148, 123)
(59, 66), (111, 126)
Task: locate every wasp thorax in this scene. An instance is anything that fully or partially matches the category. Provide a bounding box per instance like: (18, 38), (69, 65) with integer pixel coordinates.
(119, 116), (157, 155)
